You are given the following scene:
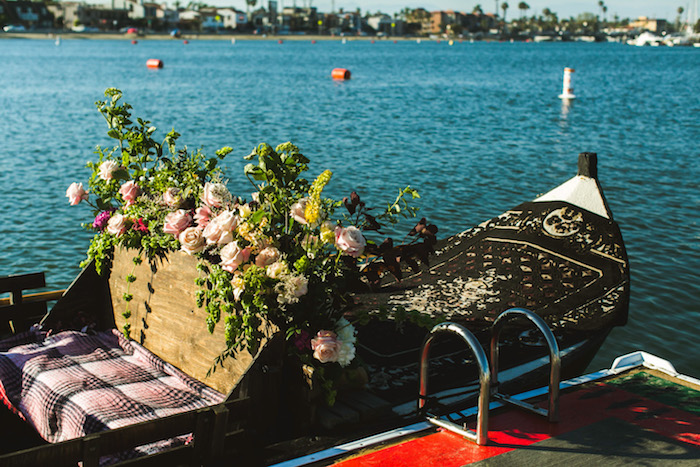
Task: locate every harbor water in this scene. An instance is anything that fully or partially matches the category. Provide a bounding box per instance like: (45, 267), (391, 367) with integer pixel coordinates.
(0, 38), (698, 375)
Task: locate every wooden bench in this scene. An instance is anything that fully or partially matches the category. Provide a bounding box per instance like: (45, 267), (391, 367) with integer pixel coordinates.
(0, 249), (287, 466)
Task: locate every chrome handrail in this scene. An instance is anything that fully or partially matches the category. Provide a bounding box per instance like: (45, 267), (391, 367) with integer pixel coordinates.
(490, 308), (561, 422)
(418, 322), (491, 445)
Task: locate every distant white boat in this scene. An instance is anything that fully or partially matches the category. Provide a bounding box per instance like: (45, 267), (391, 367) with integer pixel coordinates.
(663, 33), (693, 46)
(628, 31), (664, 46)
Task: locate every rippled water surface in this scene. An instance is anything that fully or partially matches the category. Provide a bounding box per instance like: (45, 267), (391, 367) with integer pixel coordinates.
(1, 39), (698, 375)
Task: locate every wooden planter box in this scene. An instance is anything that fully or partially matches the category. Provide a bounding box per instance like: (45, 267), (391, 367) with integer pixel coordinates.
(109, 247), (279, 396)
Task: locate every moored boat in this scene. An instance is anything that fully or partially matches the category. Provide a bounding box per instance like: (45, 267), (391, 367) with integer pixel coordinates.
(349, 152), (629, 415)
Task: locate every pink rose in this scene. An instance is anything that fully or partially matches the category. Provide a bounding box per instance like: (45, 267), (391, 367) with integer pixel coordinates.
(335, 226), (366, 258)
(118, 180), (141, 206)
(290, 197), (308, 224)
(311, 331), (341, 363)
(98, 160), (120, 180)
(106, 213), (128, 236)
(202, 210), (238, 245)
(179, 227), (205, 255)
(66, 182), (88, 205)
(255, 246), (281, 268)
(163, 187), (182, 208)
(194, 205), (212, 228)
(163, 209), (192, 237)
(201, 182), (230, 208)
(219, 241), (251, 273)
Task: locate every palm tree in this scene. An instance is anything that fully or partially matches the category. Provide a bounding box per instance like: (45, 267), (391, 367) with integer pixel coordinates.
(542, 7), (550, 27)
(677, 6), (685, 30)
(473, 4), (484, 15)
(501, 2), (508, 23)
(518, 2), (529, 19)
(246, 0), (256, 17)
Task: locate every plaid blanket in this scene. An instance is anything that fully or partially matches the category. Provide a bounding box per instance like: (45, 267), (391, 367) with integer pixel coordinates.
(0, 328), (225, 453)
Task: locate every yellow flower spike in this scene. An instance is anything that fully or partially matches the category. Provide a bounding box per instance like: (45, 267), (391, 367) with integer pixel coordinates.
(320, 221), (335, 244)
(305, 170), (332, 226)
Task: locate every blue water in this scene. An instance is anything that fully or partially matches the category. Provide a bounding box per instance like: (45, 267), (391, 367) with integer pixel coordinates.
(1, 39), (698, 376)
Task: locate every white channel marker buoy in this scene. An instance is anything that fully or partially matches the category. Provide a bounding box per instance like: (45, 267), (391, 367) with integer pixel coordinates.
(559, 67), (576, 99)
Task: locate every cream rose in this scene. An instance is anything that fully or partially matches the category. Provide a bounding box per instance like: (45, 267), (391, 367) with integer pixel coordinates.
(118, 180), (140, 206)
(66, 182), (88, 205)
(311, 331), (342, 364)
(202, 210), (238, 245)
(255, 246), (281, 268)
(179, 227), (205, 255)
(290, 197), (308, 225)
(201, 182), (230, 208)
(219, 241), (251, 273)
(98, 160), (120, 181)
(106, 213), (128, 236)
(335, 226), (366, 258)
(163, 209), (192, 237)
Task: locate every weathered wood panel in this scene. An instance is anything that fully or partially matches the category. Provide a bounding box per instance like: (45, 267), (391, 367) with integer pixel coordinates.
(109, 248), (277, 395)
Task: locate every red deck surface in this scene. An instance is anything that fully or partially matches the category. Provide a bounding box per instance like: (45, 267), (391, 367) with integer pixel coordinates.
(334, 382), (700, 466)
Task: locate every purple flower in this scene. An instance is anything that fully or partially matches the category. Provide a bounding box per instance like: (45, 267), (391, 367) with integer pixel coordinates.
(294, 330), (311, 351)
(93, 210), (113, 231)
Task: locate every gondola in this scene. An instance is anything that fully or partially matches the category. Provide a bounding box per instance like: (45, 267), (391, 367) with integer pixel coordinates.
(0, 152), (629, 466)
(350, 151), (629, 416)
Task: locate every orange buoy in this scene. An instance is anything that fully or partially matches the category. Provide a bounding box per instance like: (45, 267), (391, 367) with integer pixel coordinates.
(146, 59), (163, 69)
(278, 39), (283, 44)
(183, 39), (189, 44)
(331, 68), (351, 80)
(311, 39), (316, 44)
(131, 39), (137, 45)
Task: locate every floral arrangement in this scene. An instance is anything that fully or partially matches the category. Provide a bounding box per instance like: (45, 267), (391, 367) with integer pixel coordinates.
(67, 89), (438, 403)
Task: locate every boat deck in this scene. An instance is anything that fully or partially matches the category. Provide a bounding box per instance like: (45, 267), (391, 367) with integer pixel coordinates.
(277, 354), (699, 466)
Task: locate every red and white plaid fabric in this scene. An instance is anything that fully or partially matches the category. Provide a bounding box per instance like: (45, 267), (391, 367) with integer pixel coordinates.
(0, 328), (225, 454)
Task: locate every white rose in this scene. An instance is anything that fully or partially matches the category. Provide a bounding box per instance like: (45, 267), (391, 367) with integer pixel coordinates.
(335, 226), (366, 258)
(98, 160), (120, 181)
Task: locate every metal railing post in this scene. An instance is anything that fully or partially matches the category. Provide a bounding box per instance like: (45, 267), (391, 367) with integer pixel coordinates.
(418, 322), (491, 445)
(490, 308), (561, 422)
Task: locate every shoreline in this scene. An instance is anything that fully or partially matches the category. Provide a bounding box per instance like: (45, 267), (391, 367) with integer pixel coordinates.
(1, 32), (430, 41)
